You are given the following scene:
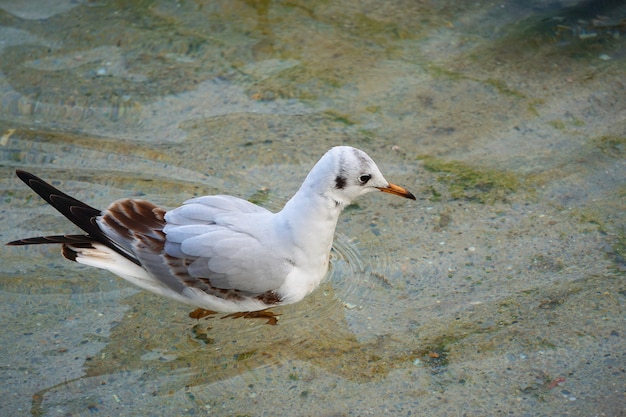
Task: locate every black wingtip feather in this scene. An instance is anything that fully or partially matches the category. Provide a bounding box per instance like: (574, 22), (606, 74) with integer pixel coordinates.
(7, 234), (96, 246)
(10, 170), (142, 266)
(14, 170), (102, 237)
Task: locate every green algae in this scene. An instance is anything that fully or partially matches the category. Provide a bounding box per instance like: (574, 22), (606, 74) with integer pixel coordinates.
(569, 202), (626, 272)
(247, 187), (271, 206)
(338, 12), (415, 41)
(548, 119), (566, 130)
(425, 63), (527, 99)
(591, 135), (626, 157)
(413, 336), (453, 373)
(323, 109), (357, 126)
(418, 156), (522, 203)
(246, 65), (324, 100)
(234, 350), (257, 361)
(425, 64), (467, 81)
(574, 208), (606, 229)
(526, 98), (545, 117)
(484, 78), (526, 99)
(547, 117), (585, 130)
(611, 226), (626, 271)
(427, 185), (442, 202)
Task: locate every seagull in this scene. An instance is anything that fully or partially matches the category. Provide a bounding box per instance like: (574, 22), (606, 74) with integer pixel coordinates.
(7, 146), (415, 314)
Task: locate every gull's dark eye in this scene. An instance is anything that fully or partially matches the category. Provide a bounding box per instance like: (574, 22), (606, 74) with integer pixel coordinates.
(358, 174), (372, 184)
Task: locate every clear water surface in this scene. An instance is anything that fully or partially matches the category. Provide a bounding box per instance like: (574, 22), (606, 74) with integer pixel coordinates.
(0, 1), (624, 416)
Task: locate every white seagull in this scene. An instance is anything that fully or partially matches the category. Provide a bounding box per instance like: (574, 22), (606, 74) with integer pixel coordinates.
(7, 146), (415, 314)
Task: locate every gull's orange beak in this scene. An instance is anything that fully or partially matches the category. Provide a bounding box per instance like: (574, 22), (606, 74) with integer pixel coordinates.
(377, 182), (416, 200)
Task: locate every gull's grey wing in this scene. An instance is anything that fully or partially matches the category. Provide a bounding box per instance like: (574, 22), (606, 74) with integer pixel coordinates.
(162, 195), (293, 296)
(173, 228), (293, 295)
(96, 195), (291, 297)
(164, 195), (271, 225)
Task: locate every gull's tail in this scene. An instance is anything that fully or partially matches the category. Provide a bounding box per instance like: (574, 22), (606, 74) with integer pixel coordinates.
(6, 170), (141, 265)
(8, 170), (102, 241)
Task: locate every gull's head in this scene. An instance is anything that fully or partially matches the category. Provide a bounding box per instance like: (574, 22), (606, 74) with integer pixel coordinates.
(306, 146), (416, 206)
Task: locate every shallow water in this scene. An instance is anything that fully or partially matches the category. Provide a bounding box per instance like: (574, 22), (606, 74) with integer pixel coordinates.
(0, 0), (624, 416)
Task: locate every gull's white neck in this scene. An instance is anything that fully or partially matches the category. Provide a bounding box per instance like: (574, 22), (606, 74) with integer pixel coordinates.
(271, 181), (344, 304)
(278, 183), (343, 252)
(275, 152), (345, 264)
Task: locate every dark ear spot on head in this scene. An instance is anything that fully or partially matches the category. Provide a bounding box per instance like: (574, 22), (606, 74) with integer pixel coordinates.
(335, 175), (346, 189)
